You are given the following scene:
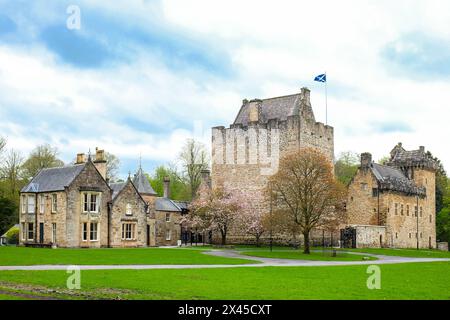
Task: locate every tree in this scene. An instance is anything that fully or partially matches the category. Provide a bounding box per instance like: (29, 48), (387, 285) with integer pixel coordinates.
(334, 151), (359, 185)
(188, 184), (246, 245)
(178, 139), (210, 199)
(148, 165), (190, 200)
(436, 178), (450, 244)
(238, 209), (266, 247)
(0, 149), (24, 198)
(0, 195), (17, 236)
(21, 144), (64, 180)
(0, 136), (5, 157)
(268, 148), (346, 254)
(104, 152), (120, 182)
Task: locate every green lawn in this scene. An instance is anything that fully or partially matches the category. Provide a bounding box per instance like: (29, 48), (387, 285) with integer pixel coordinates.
(0, 262), (449, 299)
(0, 247), (257, 266)
(340, 248), (450, 259)
(241, 250), (377, 261)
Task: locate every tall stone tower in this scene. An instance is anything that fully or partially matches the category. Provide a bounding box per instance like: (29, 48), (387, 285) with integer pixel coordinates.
(211, 87), (334, 216)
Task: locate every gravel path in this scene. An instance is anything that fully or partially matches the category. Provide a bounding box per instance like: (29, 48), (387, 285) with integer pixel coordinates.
(0, 250), (448, 271)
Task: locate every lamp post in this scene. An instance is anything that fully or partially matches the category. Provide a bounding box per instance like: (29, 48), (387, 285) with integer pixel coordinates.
(269, 182), (273, 252)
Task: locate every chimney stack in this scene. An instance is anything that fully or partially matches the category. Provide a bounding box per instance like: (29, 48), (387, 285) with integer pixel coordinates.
(163, 176), (170, 198)
(93, 147), (107, 180)
(361, 153), (372, 169)
(76, 153), (86, 164)
(300, 87), (311, 105)
(419, 146), (425, 153)
(248, 99), (261, 123)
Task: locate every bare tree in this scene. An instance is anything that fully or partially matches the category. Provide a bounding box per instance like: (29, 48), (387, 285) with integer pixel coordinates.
(0, 136), (6, 156)
(104, 152), (120, 182)
(268, 148), (346, 254)
(178, 139), (209, 199)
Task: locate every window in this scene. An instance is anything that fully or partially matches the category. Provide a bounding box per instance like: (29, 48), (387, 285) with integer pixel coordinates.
(420, 207), (423, 217)
(52, 223), (56, 243)
(121, 223), (136, 240)
(82, 223), (88, 241)
(414, 206), (418, 217)
(406, 205), (409, 216)
(21, 195), (26, 213)
(27, 195), (35, 214)
(395, 203), (398, 215)
(420, 232), (423, 238)
(360, 183), (368, 191)
(409, 233), (411, 239)
(126, 203), (132, 216)
(90, 194), (97, 212)
(82, 193), (100, 213)
(27, 223), (34, 241)
(52, 194), (57, 213)
(21, 223), (26, 240)
(165, 213), (171, 222)
(166, 230), (171, 241)
(39, 195), (45, 214)
(395, 233), (398, 239)
(430, 215), (432, 223)
(372, 188), (378, 197)
(350, 196), (353, 202)
(400, 204), (404, 216)
(90, 222), (98, 241)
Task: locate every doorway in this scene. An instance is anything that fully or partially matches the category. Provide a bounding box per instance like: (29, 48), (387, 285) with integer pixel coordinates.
(39, 223), (44, 243)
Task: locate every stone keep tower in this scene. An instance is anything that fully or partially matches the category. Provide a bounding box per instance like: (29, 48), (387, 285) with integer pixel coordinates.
(211, 87), (334, 214)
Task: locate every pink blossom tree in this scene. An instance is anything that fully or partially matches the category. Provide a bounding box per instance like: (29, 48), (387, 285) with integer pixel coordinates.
(188, 184), (246, 245)
(238, 208), (266, 247)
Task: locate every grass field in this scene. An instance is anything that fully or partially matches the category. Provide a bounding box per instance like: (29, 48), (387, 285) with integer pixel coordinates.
(0, 247), (257, 266)
(0, 262), (449, 299)
(240, 250), (377, 261)
(339, 248), (450, 258)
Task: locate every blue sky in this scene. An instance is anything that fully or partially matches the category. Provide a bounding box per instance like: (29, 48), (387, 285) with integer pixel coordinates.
(0, 0), (450, 178)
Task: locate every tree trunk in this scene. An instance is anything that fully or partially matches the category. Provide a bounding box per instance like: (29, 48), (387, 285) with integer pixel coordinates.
(221, 229), (227, 245)
(303, 231), (310, 254)
(255, 234), (260, 247)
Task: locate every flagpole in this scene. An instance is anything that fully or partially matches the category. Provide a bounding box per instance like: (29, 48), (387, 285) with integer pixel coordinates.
(325, 71), (328, 125)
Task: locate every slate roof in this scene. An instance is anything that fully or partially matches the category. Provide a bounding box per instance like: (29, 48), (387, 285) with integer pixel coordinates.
(234, 94), (301, 126)
(370, 163), (425, 196)
(21, 164), (86, 193)
(388, 146), (436, 169)
(173, 200), (189, 210)
(155, 198), (182, 212)
(110, 182), (127, 200)
(133, 167), (157, 195)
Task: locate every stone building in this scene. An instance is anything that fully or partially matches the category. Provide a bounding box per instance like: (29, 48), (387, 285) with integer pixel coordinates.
(344, 143), (437, 249)
(211, 87), (334, 238)
(19, 149), (185, 248)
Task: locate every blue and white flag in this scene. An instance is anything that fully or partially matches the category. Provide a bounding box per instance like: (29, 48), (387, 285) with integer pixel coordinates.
(314, 74), (326, 83)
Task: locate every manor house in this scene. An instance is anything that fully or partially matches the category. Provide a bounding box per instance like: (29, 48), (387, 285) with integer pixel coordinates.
(19, 149), (187, 248)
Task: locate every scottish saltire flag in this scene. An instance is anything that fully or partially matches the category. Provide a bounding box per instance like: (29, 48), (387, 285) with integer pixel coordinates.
(314, 74), (326, 83)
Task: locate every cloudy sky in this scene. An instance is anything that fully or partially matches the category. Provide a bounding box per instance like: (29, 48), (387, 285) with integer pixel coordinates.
(1, 0), (449, 178)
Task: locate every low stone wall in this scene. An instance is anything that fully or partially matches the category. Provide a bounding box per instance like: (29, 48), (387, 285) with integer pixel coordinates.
(437, 242), (449, 251)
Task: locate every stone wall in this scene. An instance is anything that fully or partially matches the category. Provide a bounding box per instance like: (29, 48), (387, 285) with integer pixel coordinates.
(353, 225), (386, 248)
(154, 211), (182, 246)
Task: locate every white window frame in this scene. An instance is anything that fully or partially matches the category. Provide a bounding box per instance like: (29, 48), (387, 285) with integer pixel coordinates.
(82, 222), (88, 241)
(27, 195), (35, 214)
(166, 229), (171, 241)
(51, 194), (57, 213)
(22, 195), (27, 214)
(27, 223), (34, 241)
(82, 192), (101, 213)
(39, 194), (45, 214)
(126, 203), (132, 216)
(121, 223), (136, 240)
(90, 222), (99, 241)
(165, 212), (171, 222)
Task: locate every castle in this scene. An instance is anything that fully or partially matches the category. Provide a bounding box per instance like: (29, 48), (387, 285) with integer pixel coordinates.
(211, 87), (334, 219)
(211, 87), (437, 248)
